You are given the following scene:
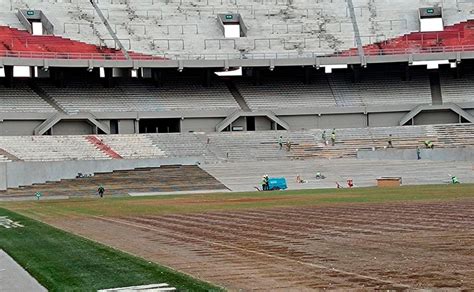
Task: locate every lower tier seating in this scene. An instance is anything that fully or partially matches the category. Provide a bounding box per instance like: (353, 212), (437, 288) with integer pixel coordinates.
(0, 123), (471, 162)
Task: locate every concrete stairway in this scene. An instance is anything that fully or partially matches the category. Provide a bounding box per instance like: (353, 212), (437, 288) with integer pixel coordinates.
(86, 136), (123, 159)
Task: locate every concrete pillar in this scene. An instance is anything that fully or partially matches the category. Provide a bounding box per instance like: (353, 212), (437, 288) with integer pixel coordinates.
(303, 66), (312, 84)
(402, 64), (411, 81)
(3, 66), (13, 88)
(152, 69), (163, 87)
(351, 64), (361, 83)
(103, 68), (114, 88)
(253, 68), (262, 85)
(202, 68), (212, 87)
(454, 62), (463, 79)
(134, 119), (140, 134)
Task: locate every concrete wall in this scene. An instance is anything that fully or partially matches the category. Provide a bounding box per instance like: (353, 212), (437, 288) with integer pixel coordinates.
(357, 148), (474, 161)
(368, 112), (406, 127)
(230, 117), (246, 131)
(414, 110), (459, 125)
(0, 120), (43, 135)
(52, 120), (94, 135)
(281, 115), (316, 130)
(255, 116), (272, 131)
(0, 157), (201, 190)
(181, 117), (223, 132)
(118, 119), (136, 134)
(317, 114), (367, 129)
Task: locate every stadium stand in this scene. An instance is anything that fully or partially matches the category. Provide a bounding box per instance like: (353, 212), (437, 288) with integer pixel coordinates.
(98, 134), (166, 159)
(36, 78), (239, 113)
(0, 124), (471, 162)
(0, 165), (227, 197)
(327, 69), (432, 106)
(0, 0), (472, 57)
(234, 75), (337, 110)
(349, 20), (474, 56)
(0, 82), (56, 112)
(0, 135), (110, 161)
(0, 0), (473, 197)
(440, 69), (474, 104)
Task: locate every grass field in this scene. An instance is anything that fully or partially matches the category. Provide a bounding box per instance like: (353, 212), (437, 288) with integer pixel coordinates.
(4, 184), (474, 218)
(0, 208), (222, 292)
(1, 184), (474, 291)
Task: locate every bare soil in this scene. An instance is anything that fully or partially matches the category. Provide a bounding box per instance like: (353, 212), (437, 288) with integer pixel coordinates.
(46, 200), (474, 291)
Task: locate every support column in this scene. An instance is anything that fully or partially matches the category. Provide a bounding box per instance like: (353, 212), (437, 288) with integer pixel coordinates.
(134, 119), (140, 134)
(3, 66), (13, 88)
(454, 62), (463, 79)
(253, 68), (262, 85)
(104, 68), (114, 88)
(303, 66), (312, 84)
(351, 64), (361, 83)
(203, 68), (212, 87)
(51, 69), (65, 87)
(401, 64), (411, 81)
(152, 69), (163, 87)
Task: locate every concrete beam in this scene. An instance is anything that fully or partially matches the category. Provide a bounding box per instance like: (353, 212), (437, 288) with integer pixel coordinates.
(1, 51), (473, 69)
(216, 110), (290, 132)
(34, 112), (111, 135)
(399, 103), (474, 126)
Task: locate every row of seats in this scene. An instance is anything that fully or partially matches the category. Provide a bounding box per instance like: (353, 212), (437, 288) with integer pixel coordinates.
(38, 78), (240, 112)
(0, 82), (56, 112)
(0, 67), (472, 113)
(234, 68), (433, 110)
(0, 123), (471, 162)
(440, 69), (474, 104)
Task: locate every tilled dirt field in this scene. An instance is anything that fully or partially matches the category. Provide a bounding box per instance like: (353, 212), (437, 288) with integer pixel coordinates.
(45, 200), (474, 291)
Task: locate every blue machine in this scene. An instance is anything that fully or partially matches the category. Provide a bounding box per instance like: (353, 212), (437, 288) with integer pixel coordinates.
(267, 177), (288, 190)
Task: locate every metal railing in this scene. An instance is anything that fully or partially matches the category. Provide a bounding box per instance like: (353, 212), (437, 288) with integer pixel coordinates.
(152, 39), (185, 50)
(1, 45), (474, 61)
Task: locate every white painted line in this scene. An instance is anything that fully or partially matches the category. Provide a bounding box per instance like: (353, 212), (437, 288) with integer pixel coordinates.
(128, 189), (229, 197)
(98, 283), (174, 292)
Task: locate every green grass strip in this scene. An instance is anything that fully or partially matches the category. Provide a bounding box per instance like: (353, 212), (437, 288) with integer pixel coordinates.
(0, 208), (223, 292)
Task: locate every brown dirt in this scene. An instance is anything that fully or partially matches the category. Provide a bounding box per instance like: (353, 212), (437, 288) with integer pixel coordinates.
(45, 200), (474, 291)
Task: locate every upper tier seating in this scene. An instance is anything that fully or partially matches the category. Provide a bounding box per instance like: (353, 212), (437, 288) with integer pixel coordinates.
(344, 20), (474, 56)
(0, 0), (472, 58)
(0, 83), (56, 112)
(0, 25), (155, 60)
